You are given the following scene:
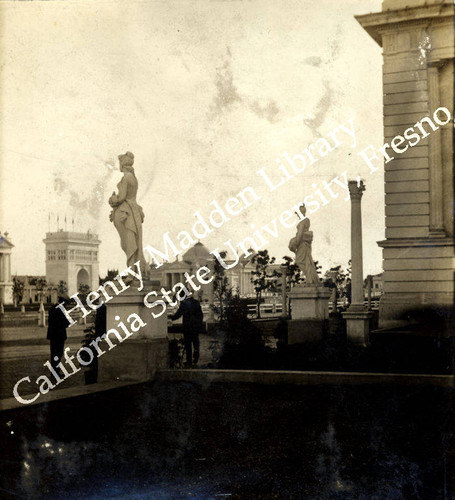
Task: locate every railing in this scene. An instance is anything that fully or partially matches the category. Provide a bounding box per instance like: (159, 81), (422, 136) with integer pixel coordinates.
(328, 300), (380, 312)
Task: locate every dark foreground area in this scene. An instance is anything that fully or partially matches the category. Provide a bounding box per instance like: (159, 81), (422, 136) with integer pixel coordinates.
(1, 381), (453, 499)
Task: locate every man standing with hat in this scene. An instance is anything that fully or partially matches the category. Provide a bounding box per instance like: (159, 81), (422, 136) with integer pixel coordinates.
(47, 294), (71, 376)
(170, 295), (204, 367)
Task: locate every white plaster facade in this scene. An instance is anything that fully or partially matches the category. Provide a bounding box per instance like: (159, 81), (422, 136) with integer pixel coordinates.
(43, 230), (100, 295)
(0, 233), (14, 304)
(357, 0), (455, 327)
(149, 242), (281, 302)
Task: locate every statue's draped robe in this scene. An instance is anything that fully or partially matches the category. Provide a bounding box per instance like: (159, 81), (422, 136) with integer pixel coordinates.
(288, 219), (319, 284)
(110, 172), (146, 269)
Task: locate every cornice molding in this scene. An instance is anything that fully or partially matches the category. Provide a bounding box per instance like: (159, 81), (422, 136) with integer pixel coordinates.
(355, 4), (454, 46)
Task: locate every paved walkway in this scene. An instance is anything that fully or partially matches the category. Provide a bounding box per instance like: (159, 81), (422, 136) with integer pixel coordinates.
(0, 324), (87, 344)
(0, 324), (220, 400)
(1, 325), (95, 400)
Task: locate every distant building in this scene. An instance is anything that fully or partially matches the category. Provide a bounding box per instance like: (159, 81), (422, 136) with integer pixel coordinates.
(43, 230), (100, 295)
(148, 242), (281, 301)
(364, 273), (384, 299)
(371, 273), (384, 298)
(0, 232), (14, 304)
(14, 275), (56, 305)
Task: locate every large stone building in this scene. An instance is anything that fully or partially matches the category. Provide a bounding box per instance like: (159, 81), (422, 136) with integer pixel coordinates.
(149, 241), (281, 302)
(356, 0), (454, 327)
(14, 275), (57, 305)
(0, 232), (13, 304)
(43, 230), (100, 295)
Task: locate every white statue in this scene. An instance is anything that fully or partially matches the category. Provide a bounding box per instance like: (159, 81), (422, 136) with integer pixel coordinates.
(109, 152), (146, 271)
(288, 204), (319, 285)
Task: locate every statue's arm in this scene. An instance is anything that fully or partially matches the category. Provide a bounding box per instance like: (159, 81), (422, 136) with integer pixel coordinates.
(294, 221), (305, 246)
(116, 176), (129, 203)
(109, 176), (129, 207)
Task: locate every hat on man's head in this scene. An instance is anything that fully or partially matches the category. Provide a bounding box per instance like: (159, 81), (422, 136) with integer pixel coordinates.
(58, 293), (70, 303)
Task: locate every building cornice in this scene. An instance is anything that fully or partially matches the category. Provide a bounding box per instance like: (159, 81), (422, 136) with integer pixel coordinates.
(377, 237), (455, 248)
(355, 4), (454, 46)
(43, 238), (101, 245)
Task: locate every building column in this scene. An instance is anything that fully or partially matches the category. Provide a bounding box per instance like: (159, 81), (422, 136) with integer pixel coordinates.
(3, 254), (8, 283)
(343, 180), (372, 344)
(350, 180), (365, 308)
(428, 64), (445, 236)
(5, 253), (11, 282)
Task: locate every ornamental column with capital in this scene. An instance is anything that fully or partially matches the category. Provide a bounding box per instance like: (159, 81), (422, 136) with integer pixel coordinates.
(349, 180), (365, 309)
(342, 179), (372, 344)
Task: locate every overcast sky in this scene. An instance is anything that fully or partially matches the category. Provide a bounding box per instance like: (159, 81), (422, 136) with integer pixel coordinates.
(0, 0), (384, 278)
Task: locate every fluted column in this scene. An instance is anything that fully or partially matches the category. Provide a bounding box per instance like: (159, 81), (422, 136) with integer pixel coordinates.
(428, 65), (445, 235)
(343, 179), (372, 344)
(349, 180), (365, 308)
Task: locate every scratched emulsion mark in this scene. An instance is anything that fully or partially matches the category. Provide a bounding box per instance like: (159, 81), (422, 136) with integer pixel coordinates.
(20, 434), (98, 496)
(53, 161), (113, 220)
(316, 421), (353, 496)
(302, 79), (333, 138)
(417, 32), (431, 66)
(303, 56), (322, 68)
(208, 47), (280, 124)
(303, 25), (343, 138)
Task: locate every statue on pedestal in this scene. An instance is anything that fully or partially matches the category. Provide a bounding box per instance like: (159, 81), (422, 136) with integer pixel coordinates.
(288, 204), (319, 285)
(109, 152), (146, 271)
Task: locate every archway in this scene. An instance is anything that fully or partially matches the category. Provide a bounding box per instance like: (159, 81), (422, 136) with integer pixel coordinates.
(77, 268), (90, 291)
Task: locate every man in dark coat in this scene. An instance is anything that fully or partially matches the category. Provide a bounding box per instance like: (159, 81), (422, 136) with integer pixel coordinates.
(47, 295), (71, 374)
(94, 301), (106, 338)
(171, 295), (203, 366)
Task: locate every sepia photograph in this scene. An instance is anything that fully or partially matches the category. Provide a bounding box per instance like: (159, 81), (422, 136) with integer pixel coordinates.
(0, 0), (454, 498)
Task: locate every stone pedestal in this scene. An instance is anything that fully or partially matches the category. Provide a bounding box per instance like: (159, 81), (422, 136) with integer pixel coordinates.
(100, 280), (168, 382)
(287, 285), (331, 344)
(343, 306), (373, 345)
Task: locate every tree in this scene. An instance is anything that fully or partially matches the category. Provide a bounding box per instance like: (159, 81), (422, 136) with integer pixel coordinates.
(313, 260), (323, 279)
(323, 262), (352, 310)
(281, 255), (302, 289)
(78, 283), (90, 298)
(35, 278), (48, 304)
(57, 280), (68, 296)
(280, 256), (302, 317)
(211, 251), (232, 323)
(250, 250), (279, 319)
(12, 277), (25, 307)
